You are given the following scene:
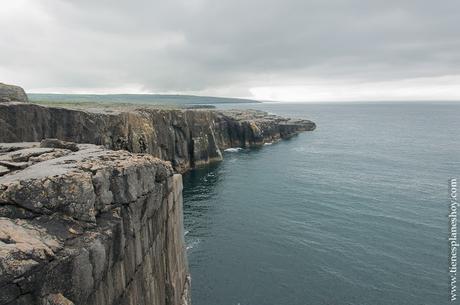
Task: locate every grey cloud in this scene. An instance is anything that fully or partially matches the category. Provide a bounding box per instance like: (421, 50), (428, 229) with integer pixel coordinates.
(1, 0), (459, 98)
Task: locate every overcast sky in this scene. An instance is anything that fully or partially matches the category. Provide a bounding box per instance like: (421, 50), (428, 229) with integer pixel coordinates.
(1, 0), (459, 101)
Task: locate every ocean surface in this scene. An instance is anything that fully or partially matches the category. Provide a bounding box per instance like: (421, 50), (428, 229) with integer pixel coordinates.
(183, 102), (460, 305)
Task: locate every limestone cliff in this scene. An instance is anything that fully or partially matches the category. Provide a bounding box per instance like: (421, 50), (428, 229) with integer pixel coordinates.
(0, 103), (315, 173)
(0, 142), (190, 305)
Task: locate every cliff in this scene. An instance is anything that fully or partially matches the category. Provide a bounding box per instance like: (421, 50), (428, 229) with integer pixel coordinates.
(0, 142), (190, 305)
(0, 103), (315, 173)
(0, 83), (316, 305)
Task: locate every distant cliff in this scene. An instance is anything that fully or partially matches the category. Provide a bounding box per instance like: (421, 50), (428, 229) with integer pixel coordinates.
(0, 101), (315, 173)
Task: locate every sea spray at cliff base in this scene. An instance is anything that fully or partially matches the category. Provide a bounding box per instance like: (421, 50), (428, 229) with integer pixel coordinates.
(224, 148), (243, 152)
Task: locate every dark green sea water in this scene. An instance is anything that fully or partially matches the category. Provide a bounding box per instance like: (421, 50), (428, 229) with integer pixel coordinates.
(183, 102), (460, 305)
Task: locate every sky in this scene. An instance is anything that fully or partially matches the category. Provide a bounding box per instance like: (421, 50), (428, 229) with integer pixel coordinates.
(1, 0), (459, 102)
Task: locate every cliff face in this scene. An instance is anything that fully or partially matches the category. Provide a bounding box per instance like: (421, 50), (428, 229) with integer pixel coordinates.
(0, 142), (190, 305)
(214, 110), (316, 149)
(0, 103), (315, 173)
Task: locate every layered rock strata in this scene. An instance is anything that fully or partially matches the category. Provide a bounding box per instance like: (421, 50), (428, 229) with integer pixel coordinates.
(0, 102), (315, 172)
(0, 142), (190, 305)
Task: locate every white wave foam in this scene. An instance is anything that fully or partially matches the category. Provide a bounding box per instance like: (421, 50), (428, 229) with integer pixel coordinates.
(224, 147), (242, 152)
(186, 238), (201, 251)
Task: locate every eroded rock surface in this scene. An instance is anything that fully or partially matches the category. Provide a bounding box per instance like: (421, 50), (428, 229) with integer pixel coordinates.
(0, 143), (189, 305)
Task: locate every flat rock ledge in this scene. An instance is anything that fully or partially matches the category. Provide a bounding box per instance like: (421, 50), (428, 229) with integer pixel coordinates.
(0, 142), (190, 305)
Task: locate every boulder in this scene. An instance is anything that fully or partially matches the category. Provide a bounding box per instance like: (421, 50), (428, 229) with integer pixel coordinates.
(0, 83), (28, 103)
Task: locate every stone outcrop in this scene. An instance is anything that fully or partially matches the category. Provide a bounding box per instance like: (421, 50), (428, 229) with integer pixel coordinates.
(214, 110), (316, 150)
(0, 83), (28, 103)
(0, 103), (315, 173)
(0, 143), (190, 305)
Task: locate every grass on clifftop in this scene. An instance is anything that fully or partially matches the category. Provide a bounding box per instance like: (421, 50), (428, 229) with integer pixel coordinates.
(28, 93), (260, 109)
(30, 100), (217, 111)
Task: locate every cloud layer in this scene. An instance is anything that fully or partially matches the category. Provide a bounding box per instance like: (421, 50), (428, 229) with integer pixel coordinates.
(1, 0), (459, 101)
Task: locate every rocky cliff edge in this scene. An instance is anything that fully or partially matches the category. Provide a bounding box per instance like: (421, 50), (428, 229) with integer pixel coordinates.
(0, 141), (190, 305)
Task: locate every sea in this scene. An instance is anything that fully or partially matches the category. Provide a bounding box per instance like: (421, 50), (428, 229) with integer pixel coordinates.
(182, 102), (460, 305)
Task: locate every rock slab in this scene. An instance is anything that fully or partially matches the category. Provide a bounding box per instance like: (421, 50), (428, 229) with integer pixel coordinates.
(0, 143), (190, 305)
